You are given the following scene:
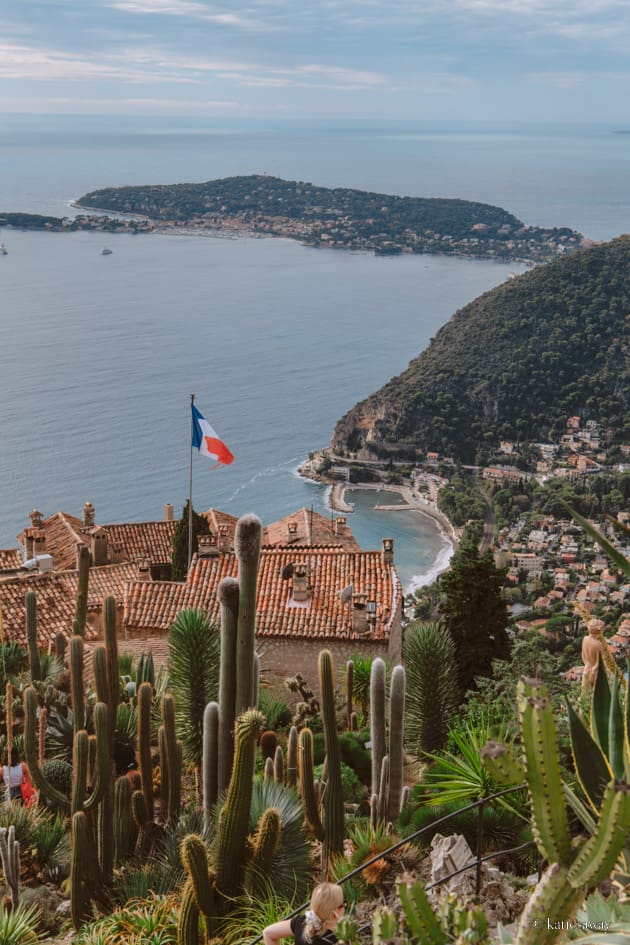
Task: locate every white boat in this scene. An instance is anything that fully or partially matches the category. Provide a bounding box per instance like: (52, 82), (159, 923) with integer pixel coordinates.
(0, 243), (7, 256)
(101, 248), (113, 256)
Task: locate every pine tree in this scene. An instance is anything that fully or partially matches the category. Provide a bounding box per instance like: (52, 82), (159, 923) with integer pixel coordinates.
(439, 532), (510, 693)
(171, 500), (210, 581)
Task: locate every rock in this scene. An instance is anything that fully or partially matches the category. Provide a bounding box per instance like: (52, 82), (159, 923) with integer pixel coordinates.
(56, 899), (72, 916)
(430, 833), (475, 883)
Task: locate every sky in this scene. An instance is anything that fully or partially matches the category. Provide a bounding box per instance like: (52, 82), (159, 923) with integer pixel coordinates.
(1, 0), (629, 123)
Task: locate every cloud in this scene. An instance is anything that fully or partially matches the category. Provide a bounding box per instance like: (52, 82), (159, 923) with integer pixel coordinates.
(107, 0), (267, 30)
(0, 95), (244, 113)
(529, 68), (630, 88)
(0, 42), (196, 82)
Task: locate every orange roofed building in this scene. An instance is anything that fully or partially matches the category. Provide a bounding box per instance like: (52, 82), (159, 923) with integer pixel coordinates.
(123, 540), (402, 687)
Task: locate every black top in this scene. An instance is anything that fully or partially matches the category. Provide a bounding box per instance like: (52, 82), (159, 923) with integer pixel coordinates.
(290, 914), (337, 945)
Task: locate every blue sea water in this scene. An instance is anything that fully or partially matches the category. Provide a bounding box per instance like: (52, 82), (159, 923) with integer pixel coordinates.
(1, 118), (628, 588)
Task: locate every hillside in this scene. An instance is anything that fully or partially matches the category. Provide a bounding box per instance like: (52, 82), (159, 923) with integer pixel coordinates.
(77, 174), (582, 262)
(332, 236), (630, 463)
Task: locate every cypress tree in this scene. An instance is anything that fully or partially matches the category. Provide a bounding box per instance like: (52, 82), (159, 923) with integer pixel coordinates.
(171, 500), (210, 581)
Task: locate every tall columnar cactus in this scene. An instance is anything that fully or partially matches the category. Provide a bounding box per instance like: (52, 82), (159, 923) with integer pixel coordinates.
(286, 725), (298, 788)
(273, 744), (284, 783)
(161, 693), (182, 823)
(202, 701), (219, 826)
(5, 681), (13, 757)
(387, 665), (406, 822)
(137, 681), (154, 820)
(217, 576), (239, 793)
(74, 544), (90, 636)
(25, 591), (42, 682)
(345, 659), (354, 730)
(482, 677), (630, 945)
(234, 515), (262, 716)
(70, 811), (92, 929)
(214, 708), (265, 901)
(318, 650), (345, 871)
(70, 635), (85, 733)
(54, 631), (67, 664)
(370, 657), (387, 798)
(0, 825), (20, 908)
(113, 775), (137, 865)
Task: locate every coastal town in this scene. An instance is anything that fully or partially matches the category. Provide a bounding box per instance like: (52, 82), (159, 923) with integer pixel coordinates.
(301, 412), (630, 685)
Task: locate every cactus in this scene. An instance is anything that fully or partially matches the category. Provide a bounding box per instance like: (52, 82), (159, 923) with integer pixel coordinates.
(136, 651), (155, 688)
(0, 825), (20, 908)
(113, 775), (137, 864)
(202, 701), (219, 825)
(482, 677), (630, 945)
(73, 544), (90, 636)
(177, 881), (201, 945)
(25, 591), (42, 682)
(217, 577), (239, 793)
(234, 515), (262, 716)
(38, 707), (47, 768)
(260, 730), (277, 761)
(387, 665), (405, 822)
(5, 681), (13, 758)
(161, 693), (181, 823)
(70, 635), (86, 733)
(273, 744), (284, 783)
(214, 708), (264, 901)
(263, 756), (274, 780)
(318, 650), (344, 871)
(253, 652), (260, 710)
(286, 726), (298, 788)
(370, 657), (386, 798)
(137, 681), (154, 820)
(377, 755), (389, 824)
(54, 631), (66, 664)
(181, 833), (217, 918)
(345, 660), (354, 730)
(70, 811), (92, 929)
(249, 806), (282, 897)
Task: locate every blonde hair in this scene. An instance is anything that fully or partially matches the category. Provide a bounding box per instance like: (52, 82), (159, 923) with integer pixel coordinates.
(304, 883), (344, 942)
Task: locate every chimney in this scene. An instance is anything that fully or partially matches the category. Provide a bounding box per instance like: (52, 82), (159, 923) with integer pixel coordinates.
(218, 524), (230, 553)
(198, 534), (220, 557)
(137, 558), (151, 581)
(83, 501), (95, 528)
(90, 527), (109, 566)
(33, 528), (47, 557)
(111, 541), (123, 564)
(381, 537), (394, 565)
(287, 521), (299, 542)
(334, 516), (346, 536)
(351, 593), (369, 634)
(292, 563), (309, 602)
(164, 503), (174, 522)
(24, 529), (35, 559)
(29, 509), (44, 528)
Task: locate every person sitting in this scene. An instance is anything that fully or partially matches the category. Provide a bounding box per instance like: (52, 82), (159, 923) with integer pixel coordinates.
(263, 883), (345, 945)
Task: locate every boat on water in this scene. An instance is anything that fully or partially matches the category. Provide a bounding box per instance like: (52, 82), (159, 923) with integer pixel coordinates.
(101, 248), (113, 255)
(0, 243), (7, 255)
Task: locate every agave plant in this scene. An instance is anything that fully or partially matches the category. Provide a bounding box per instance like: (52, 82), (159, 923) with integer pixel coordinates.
(404, 621), (459, 757)
(219, 881), (299, 945)
(33, 813), (69, 867)
(73, 894), (179, 945)
(168, 607), (220, 767)
(0, 903), (42, 945)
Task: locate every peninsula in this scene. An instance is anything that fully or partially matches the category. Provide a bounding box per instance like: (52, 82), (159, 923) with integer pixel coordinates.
(73, 174), (583, 263)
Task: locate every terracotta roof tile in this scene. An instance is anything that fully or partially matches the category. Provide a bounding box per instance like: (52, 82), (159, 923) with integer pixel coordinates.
(125, 546), (400, 643)
(59, 562), (140, 609)
(18, 512), (86, 571)
(263, 508), (360, 551)
(0, 549), (22, 572)
(103, 521), (177, 564)
(0, 574), (75, 646)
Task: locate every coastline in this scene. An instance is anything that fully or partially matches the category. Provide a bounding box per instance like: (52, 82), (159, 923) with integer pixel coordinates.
(329, 479), (459, 590)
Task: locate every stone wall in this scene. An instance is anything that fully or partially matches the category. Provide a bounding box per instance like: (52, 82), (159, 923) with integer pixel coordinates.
(257, 637), (390, 693)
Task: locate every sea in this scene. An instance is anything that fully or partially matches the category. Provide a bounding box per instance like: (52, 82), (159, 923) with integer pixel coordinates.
(1, 117), (629, 591)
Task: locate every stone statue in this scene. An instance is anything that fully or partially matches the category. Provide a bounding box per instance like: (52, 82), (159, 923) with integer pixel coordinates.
(581, 618), (605, 689)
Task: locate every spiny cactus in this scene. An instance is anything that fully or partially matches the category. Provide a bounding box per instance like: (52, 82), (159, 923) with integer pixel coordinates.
(73, 544), (90, 637)
(25, 591), (42, 682)
(234, 514), (262, 716)
(70, 811), (92, 929)
(70, 635), (85, 733)
(273, 744), (284, 783)
(202, 701), (219, 826)
(286, 725), (298, 788)
(346, 659), (354, 731)
(370, 657), (387, 798)
(387, 665), (406, 821)
(161, 693), (182, 823)
(137, 681), (154, 820)
(318, 650), (344, 871)
(54, 631), (66, 664)
(214, 708), (265, 901)
(217, 577), (239, 793)
(249, 806), (282, 897)
(5, 681), (13, 758)
(0, 825), (20, 908)
(482, 677), (630, 945)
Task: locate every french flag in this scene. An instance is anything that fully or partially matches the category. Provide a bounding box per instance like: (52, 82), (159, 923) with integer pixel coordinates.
(191, 404), (234, 466)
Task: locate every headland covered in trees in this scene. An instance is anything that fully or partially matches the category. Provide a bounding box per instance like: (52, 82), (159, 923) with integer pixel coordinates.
(69, 174), (583, 263)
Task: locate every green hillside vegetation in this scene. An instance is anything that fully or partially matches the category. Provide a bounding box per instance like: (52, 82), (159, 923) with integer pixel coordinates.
(76, 174), (581, 262)
(332, 236), (630, 463)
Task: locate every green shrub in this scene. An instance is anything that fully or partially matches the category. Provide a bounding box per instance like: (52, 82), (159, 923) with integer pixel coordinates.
(315, 762), (365, 804)
(338, 731), (371, 785)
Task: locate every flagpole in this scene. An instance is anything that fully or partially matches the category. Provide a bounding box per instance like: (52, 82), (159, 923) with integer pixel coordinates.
(187, 393), (195, 571)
